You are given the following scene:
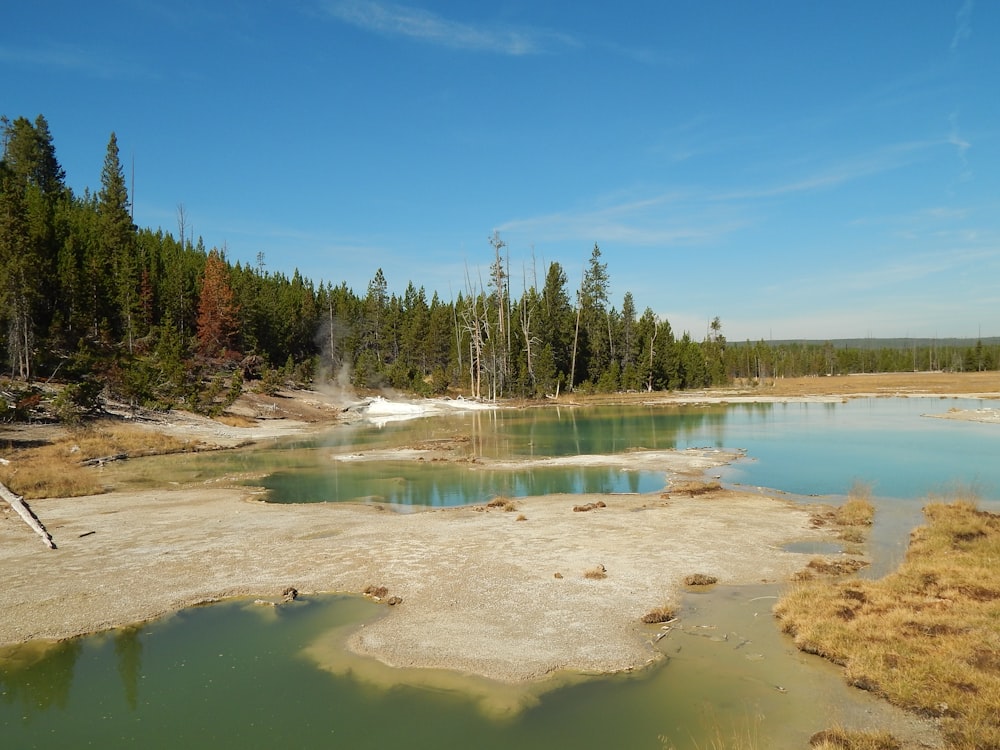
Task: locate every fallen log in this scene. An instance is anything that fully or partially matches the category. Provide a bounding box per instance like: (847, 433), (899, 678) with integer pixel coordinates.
(80, 452), (128, 467)
(0, 481), (56, 549)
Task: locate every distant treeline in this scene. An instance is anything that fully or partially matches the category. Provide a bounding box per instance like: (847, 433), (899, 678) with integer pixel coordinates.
(1, 115), (996, 419)
(724, 337), (998, 382)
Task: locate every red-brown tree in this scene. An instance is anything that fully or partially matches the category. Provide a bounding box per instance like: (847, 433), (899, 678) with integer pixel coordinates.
(196, 248), (239, 358)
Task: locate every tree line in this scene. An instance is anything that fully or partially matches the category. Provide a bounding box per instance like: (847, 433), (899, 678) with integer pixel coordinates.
(1, 115), (995, 419)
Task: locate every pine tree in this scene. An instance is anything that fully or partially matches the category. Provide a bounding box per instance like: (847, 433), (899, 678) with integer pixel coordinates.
(97, 132), (139, 350)
(363, 268), (388, 363)
(0, 170), (35, 378)
(537, 262), (573, 383)
(0, 115), (69, 377)
(580, 243), (611, 384)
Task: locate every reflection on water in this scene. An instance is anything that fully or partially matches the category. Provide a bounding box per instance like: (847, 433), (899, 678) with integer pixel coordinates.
(0, 639), (81, 712)
(111, 398), (1000, 508)
(716, 398), (1000, 501)
(115, 627), (142, 710)
(258, 462), (663, 506)
(0, 590), (932, 749)
(782, 540), (844, 555)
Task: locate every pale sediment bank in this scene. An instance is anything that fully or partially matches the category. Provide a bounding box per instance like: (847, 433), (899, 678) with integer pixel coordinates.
(0, 446), (835, 684)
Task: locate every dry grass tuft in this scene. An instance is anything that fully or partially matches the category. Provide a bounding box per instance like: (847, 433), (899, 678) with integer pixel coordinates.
(573, 500), (607, 512)
(584, 564), (607, 580)
(836, 481), (876, 528)
(776, 499), (1000, 750)
(641, 604), (677, 624)
(363, 585), (389, 599)
(838, 527), (867, 544)
(486, 496), (518, 512)
(809, 727), (902, 749)
(659, 712), (761, 750)
(515, 514), (527, 521)
(683, 573), (719, 586)
(794, 558), (869, 579)
(663, 480), (722, 498)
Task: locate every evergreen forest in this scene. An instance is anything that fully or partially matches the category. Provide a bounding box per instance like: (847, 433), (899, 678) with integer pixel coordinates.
(2, 115), (997, 421)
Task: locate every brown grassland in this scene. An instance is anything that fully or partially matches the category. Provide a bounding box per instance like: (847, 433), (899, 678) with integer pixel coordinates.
(775, 498), (1000, 750)
(751, 371), (1000, 399)
(568, 371), (1000, 403)
(0, 421), (196, 499)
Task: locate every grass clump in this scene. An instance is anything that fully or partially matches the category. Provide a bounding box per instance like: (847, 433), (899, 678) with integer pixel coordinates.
(486, 496), (518, 512)
(775, 498), (1000, 750)
(663, 480), (722, 498)
(363, 585), (389, 599)
(836, 481), (876, 528)
(684, 573), (719, 586)
(809, 727), (901, 749)
(660, 712), (761, 750)
(584, 564), (607, 580)
(793, 558), (869, 580)
(641, 604), (677, 624)
(572, 500), (606, 512)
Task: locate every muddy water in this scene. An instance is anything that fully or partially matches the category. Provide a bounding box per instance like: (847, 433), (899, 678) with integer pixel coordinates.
(4, 397), (996, 748)
(0, 589), (937, 749)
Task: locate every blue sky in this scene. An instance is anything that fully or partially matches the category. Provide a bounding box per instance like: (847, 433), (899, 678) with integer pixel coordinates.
(3, 1), (998, 340)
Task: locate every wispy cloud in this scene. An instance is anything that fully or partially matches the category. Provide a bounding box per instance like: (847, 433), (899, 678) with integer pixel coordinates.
(0, 42), (148, 80)
(948, 112), (972, 181)
(785, 242), (1000, 303)
(497, 141), (932, 248)
(850, 205), (972, 229)
(716, 141), (933, 201)
(951, 0), (974, 52)
(646, 116), (760, 164)
(322, 0), (577, 55)
(498, 191), (744, 247)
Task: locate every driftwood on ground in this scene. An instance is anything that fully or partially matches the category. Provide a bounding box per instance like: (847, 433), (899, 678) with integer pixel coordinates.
(79, 453), (128, 467)
(0, 480), (56, 549)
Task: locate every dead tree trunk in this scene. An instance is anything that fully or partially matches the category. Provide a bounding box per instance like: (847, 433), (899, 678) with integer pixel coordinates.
(1, 480), (56, 549)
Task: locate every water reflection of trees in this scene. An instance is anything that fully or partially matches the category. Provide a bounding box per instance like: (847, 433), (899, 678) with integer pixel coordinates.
(115, 626), (143, 709)
(262, 404), (788, 505)
(384, 466), (650, 506)
(1, 628), (146, 718)
(485, 404), (753, 455)
(0, 639), (82, 715)
(263, 462), (662, 507)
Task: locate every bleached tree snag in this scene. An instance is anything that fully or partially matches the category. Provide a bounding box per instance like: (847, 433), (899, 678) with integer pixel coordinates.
(0, 481), (56, 549)
(80, 452), (128, 467)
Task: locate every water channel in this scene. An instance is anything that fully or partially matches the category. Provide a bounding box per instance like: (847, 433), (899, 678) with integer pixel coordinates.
(2, 397), (998, 748)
